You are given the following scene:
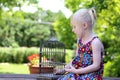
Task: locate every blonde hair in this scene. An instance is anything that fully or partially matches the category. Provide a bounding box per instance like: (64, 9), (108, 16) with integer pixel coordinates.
(88, 8), (97, 25)
(72, 7), (97, 28)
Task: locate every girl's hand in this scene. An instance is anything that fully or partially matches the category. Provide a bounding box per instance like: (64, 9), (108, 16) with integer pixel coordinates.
(65, 65), (77, 73)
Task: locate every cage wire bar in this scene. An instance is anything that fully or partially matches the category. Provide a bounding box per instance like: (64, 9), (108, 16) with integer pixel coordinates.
(39, 38), (66, 79)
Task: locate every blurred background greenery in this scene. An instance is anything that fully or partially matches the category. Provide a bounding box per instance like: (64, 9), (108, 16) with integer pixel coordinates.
(0, 0), (120, 77)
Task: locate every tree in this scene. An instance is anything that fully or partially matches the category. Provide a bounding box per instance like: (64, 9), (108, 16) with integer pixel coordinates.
(0, 9), (59, 47)
(0, 0), (59, 47)
(53, 11), (76, 49)
(0, 0), (38, 18)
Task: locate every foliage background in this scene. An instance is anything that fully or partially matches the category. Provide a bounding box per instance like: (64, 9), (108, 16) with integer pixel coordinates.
(0, 0), (120, 77)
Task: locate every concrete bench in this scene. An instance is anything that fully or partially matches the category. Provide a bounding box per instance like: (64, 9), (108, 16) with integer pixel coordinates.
(0, 74), (120, 80)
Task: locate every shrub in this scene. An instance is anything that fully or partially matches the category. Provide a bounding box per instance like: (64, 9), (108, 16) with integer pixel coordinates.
(104, 54), (120, 77)
(0, 47), (74, 64)
(0, 47), (39, 63)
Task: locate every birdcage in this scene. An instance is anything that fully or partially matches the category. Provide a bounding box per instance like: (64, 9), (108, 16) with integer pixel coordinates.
(38, 37), (66, 80)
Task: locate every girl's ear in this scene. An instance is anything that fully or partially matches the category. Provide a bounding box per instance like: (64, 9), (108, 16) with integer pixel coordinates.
(83, 22), (88, 30)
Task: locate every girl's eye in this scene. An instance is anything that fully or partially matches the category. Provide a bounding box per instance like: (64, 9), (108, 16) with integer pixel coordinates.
(73, 26), (76, 28)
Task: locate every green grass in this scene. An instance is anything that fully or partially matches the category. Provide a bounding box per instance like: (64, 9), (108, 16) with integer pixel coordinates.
(0, 49), (74, 74)
(0, 63), (30, 74)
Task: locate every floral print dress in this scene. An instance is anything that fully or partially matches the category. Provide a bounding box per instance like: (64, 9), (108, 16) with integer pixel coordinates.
(58, 36), (104, 80)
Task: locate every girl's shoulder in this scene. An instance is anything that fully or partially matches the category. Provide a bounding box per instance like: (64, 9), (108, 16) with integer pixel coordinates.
(91, 37), (104, 50)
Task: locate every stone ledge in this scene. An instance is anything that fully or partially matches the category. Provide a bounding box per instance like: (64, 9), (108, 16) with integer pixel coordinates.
(0, 74), (119, 80)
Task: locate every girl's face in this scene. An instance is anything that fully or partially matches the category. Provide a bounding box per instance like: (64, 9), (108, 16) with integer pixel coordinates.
(71, 17), (84, 39)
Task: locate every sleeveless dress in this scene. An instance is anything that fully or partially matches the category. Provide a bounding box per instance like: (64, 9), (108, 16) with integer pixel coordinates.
(58, 36), (104, 80)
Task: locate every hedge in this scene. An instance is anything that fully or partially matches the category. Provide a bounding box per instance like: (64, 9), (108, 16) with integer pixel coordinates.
(0, 47), (74, 64)
(0, 47), (39, 63)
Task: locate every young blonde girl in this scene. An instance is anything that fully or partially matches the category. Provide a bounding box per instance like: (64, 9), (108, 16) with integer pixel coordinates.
(57, 8), (104, 80)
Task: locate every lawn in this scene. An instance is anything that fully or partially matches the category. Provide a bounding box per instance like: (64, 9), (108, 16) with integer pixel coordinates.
(0, 49), (73, 74)
(0, 63), (30, 74)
